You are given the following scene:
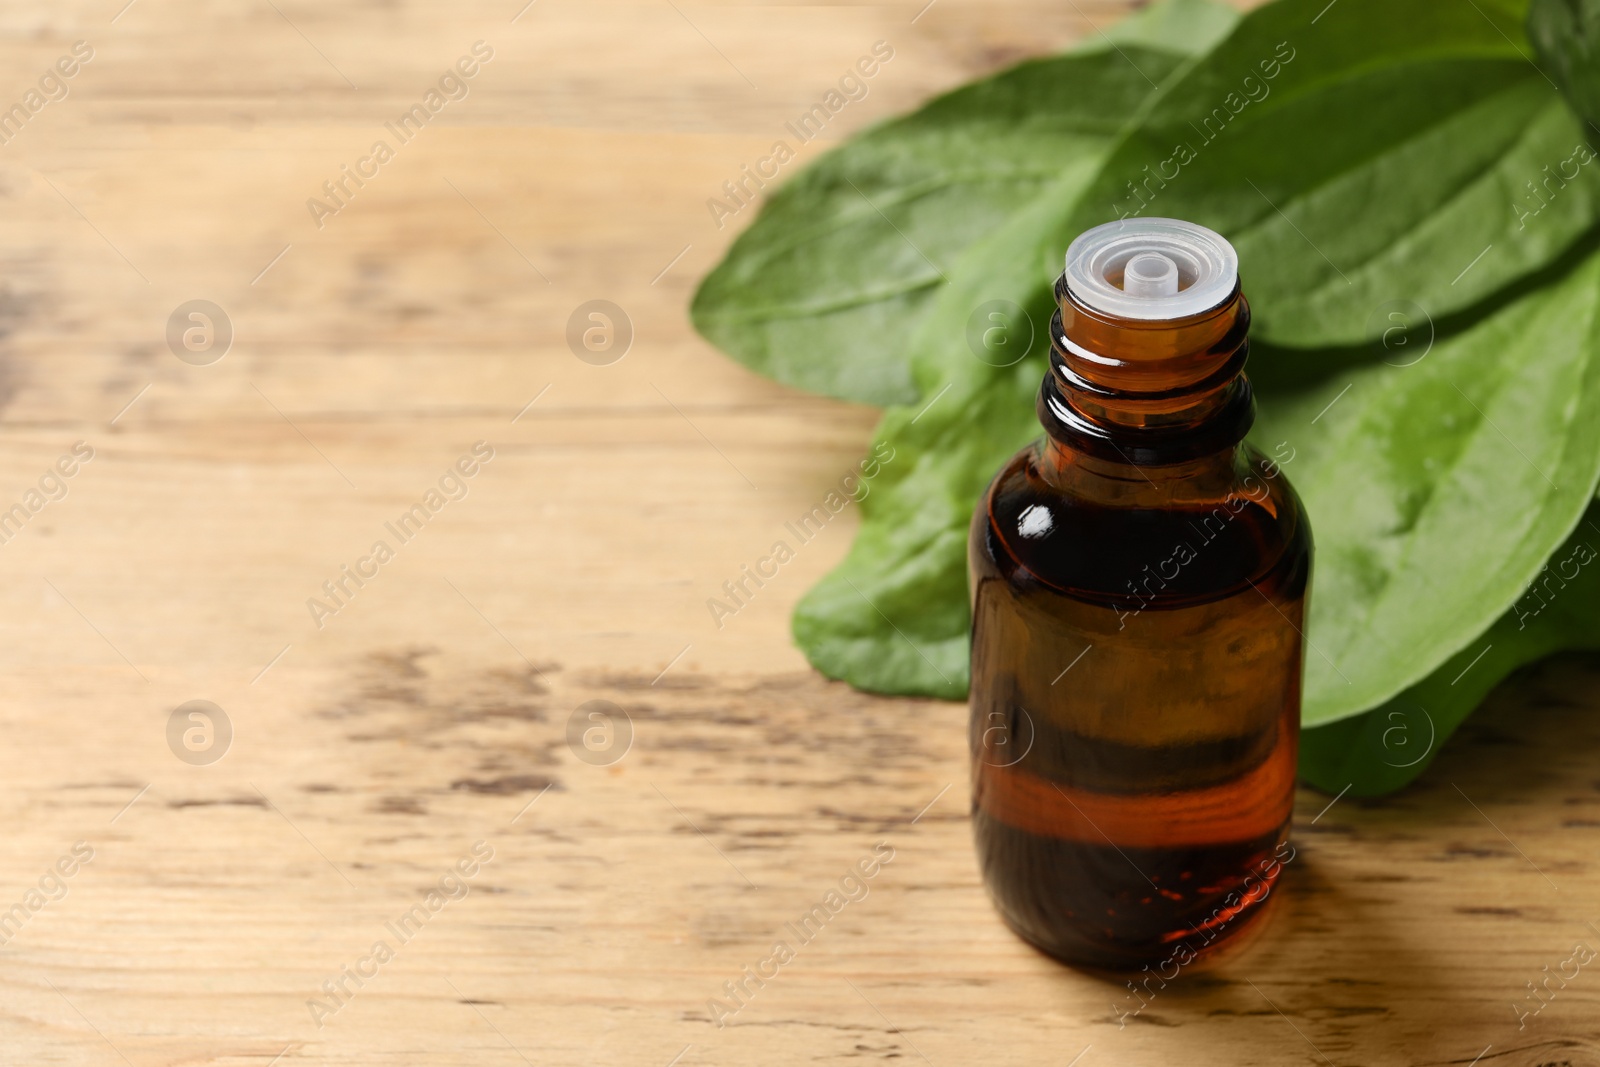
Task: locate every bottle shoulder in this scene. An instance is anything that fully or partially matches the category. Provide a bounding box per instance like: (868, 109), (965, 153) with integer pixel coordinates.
(972, 440), (1310, 608)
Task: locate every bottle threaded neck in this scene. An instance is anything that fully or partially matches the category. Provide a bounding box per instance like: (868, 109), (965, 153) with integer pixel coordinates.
(1038, 268), (1254, 466)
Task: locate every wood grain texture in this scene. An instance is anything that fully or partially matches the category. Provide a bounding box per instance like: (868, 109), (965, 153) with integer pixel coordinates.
(0, 0), (1595, 1064)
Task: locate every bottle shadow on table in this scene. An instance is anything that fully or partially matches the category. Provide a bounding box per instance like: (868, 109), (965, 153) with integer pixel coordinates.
(1060, 651), (1600, 1054)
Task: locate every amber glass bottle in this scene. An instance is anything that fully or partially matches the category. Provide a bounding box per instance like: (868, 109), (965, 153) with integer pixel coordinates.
(968, 219), (1311, 972)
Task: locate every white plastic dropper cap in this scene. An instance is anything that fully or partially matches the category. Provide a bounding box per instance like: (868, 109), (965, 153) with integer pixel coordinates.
(1064, 218), (1238, 321)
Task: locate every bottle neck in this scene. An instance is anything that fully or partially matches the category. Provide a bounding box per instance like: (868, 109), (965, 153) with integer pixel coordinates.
(1036, 273), (1254, 471)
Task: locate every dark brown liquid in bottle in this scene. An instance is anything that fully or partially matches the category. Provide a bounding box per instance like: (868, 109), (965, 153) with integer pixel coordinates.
(968, 272), (1311, 972)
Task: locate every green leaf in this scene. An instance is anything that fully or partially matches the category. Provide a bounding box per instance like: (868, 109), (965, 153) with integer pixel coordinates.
(1299, 501), (1600, 796)
(689, 0), (1239, 407)
(1061, 0), (1600, 347)
(791, 0), (1600, 714)
(1250, 238), (1600, 724)
(1529, 0), (1600, 127)
(791, 188), (1075, 695)
(796, 203), (1600, 727)
(1100, 0), (1243, 51)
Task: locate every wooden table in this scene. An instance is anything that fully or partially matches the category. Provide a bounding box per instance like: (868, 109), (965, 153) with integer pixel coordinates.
(0, 0), (1596, 1063)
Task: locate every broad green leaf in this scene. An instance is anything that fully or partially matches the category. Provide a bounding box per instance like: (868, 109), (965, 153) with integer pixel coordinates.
(795, 205), (1600, 724)
(1250, 238), (1600, 724)
(791, 185), (1076, 695)
(1099, 0), (1244, 52)
(690, 0), (1238, 407)
(1060, 0), (1600, 347)
(1529, 0), (1600, 127)
(1299, 501), (1600, 796)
